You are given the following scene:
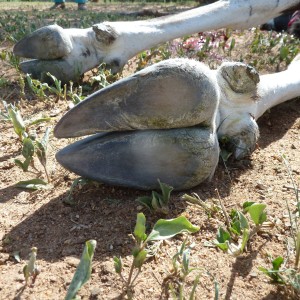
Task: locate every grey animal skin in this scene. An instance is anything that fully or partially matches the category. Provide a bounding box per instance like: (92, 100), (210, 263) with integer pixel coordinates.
(54, 59), (219, 137)
(56, 129), (219, 191)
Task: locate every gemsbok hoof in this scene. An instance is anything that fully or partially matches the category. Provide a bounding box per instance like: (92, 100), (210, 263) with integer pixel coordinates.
(56, 129), (219, 190)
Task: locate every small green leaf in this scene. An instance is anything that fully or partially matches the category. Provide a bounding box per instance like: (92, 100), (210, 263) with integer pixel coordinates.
(230, 220), (241, 235)
(280, 46), (289, 60)
(7, 104), (26, 139)
(237, 211), (249, 230)
(65, 240), (97, 300)
(216, 227), (231, 243)
(27, 117), (51, 127)
(135, 180), (172, 214)
(23, 264), (29, 283)
(146, 216), (199, 242)
(136, 196), (153, 211)
(240, 228), (249, 253)
(258, 266), (269, 275)
(158, 179), (173, 205)
(178, 239), (187, 256)
(182, 248), (190, 275)
(26, 247), (37, 275)
(220, 148), (232, 162)
(229, 38), (236, 51)
(151, 192), (161, 211)
(214, 242), (229, 251)
(244, 203), (267, 225)
(23, 247), (38, 284)
(242, 201), (255, 210)
(133, 249), (147, 269)
(22, 137), (35, 159)
(14, 159), (26, 171)
(113, 256), (122, 274)
(15, 179), (50, 190)
(272, 256), (284, 271)
(35, 140), (46, 166)
(35, 127), (50, 164)
(134, 213), (147, 243)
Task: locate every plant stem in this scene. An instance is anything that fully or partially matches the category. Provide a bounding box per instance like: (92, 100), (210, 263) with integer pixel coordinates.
(295, 231), (300, 269)
(215, 189), (231, 232)
(119, 273), (127, 284)
(179, 282), (184, 300)
(189, 274), (200, 300)
(43, 165), (50, 183)
(126, 260), (136, 290)
(248, 225), (261, 241)
(130, 268), (141, 287)
(182, 194), (210, 213)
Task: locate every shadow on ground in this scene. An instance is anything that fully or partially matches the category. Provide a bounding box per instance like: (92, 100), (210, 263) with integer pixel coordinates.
(2, 98), (299, 265)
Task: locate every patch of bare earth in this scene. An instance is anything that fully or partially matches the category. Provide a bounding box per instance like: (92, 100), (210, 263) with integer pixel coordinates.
(0, 3), (300, 300)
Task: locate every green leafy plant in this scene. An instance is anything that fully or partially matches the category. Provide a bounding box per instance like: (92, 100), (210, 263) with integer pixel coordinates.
(5, 101), (26, 140)
(90, 63), (118, 89)
(259, 253), (300, 294)
(2, 101), (51, 137)
(0, 49), (20, 69)
(1, 101), (52, 182)
(166, 239), (201, 300)
(14, 136), (35, 172)
(14, 127), (51, 183)
(259, 256), (285, 284)
(113, 213), (199, 297)
(0, 76), (9, 88)
(23, 247), (40, 286)
(26, 74), (50, 100)
(67, 81), (85, 105)
(136, 179), (173, 214)
(250, 29), (300, 70)
(35, 127), (51, 182)
(214, 201), (268, 256)
(46, 72), (65, 99)
(135, 46), (171, 72)
(65, 240), (97, 300)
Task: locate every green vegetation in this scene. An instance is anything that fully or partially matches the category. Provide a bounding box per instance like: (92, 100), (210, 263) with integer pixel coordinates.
(2, 101), (52, 184)
(113, 213), (199, 297)
(23, 247), (39, 286)
(136, 179), (173, 214)
(65, 240), (97, 300)
(213, 201), (268, 256)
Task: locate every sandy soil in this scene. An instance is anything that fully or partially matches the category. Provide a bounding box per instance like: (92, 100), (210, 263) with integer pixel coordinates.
(0, 2), (300, 300)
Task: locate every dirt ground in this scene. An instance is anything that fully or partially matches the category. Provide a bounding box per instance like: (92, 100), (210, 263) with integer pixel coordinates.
(0, 2), (300, 300)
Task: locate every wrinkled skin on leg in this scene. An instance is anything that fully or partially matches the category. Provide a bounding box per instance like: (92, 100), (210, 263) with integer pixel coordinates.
(215, 62), (261, 159)
(215, 56), (300, 159)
